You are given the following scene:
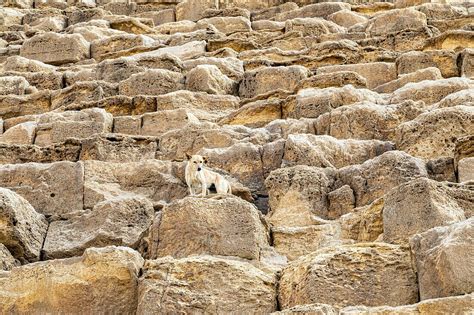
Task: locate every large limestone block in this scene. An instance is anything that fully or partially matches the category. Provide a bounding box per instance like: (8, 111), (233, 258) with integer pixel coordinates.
(389, 77), (473, 105)
(383, 178), (473, 244)
(0, 188), (48, 263)
(460, 48), (474, 78)
(279, 243), (418, 309)
(43, 196), (154, 259)
(314, 101), (423, 141)
(0, 247), (144, 314)
(0, 244), (19, 271)
(83, 160), (187, 208)
(459, 157), (474, 183)
(141, 109), (197, 136)
(185, 64), (236, 95)
(176, 0), (218, 21)
(0, 161), (84, 218)
(364, 8), (427, 35)
(410, 218), (474, 300)
(20, 32), (90, 65)
(79, 133), (158, 162)
(91, 34), (155, 61)
(149, 195), (269, 260)
(275, 3), (350, 21)
(4, 55), (56, 73)
(0, 7), (24, 26)
(0, 121), (36, 145)
(0, 141), (82, 164)
(395, 105), (474, 160)
(327, 9), (368, 28)
(0, 91), (51, 120)
(119, 69), (185, 96)
(35, 108), (113, 146)
(0, 76), (33, 96)
(272, 224), (345, 261)
(340, 293), (474, 314)
(374, 67), (443, 93)
(340, 198), (384, 242)
(137, 256), (277, 314)
(292, 86), (382, 119)
(265, 166), (334, 226)
(130, 40), (206, 61)
(336, 151), (428, 207)
(283, 134), (393, 169)
(316, 62), (397, 89)
(284, 17), (344, 37)
(50, 81), (117, 110)
(182, 56), (244, 81)
(239, 66), (309, 99)
(396, 50), (458, 78)
(196, 16), (251, 35)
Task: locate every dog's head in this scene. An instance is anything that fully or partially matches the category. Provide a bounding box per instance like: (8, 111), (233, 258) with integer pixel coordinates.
(186, 154), (208, 172)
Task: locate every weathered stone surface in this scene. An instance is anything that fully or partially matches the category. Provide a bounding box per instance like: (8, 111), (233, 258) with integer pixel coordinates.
(363, 8), (427, 36)
(297, 71), (367, 90)
(341, 293), (474, 314)
(383, 178), (473, 244)
(119, 69), (185, 96)
(239, 66), (309, 98)
(275, 3), (350, 21)
(396, 106), (474, 160)
(51, 81), (117, 110)
(83, 160), (187, 209)
(185, 64), (236, 95)
(266, 166), (334, 226)
(375, 67), (443, 93)
(0, 246), (144, 314)
(0, 121), (36, 145)
(34, 108), (113, 146)
(197, 16), (251, 35)
(141, 109), (197, 136)
(410, 218), (474, 300)
(176, 0), (217, 22)
(316, 62), (397, 89)
(0, 76), (33, 96)
(396, 50), (459, 78)
(460, 48), (474, 78)
(20, 32), (90, 65)
(327, 9), (367, 28)
(0, 141), (82, 164)
(0, 91), (51, 120)
(283, 134), (393, 169)
(0, 243), (19, 271)
(279, 243), (418, 309)
(291, 86), (382, 119)
(43, 196), (154, 259)
(149, 195), (269, 260)
(340, 197), (384, 243)
(91, 34), (155, 61)
(137, 256), (277, 314)
(0, 188), (48, 263)
(458, 157), (474, 183)
(336, 151), (428, 207)
(0, 161), (83, 218)
(272, 223), (345, 261)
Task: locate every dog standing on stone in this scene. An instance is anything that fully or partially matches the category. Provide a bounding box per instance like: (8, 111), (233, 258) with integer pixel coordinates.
(185, 154), (232, 196)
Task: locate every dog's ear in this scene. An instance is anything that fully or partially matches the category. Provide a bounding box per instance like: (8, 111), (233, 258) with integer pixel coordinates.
(185, 153), (191, 160)
(203, 156), (208, 164)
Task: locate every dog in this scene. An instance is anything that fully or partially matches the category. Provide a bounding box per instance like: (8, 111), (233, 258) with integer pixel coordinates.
(185, 154), (232, 197)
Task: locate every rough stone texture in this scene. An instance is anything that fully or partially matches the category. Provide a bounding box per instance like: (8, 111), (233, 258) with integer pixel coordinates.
(395, 106), (474, 160)
(137, 256), (277, 314)
(43, 196), (154, 259)
(149, 195), (269, 260)
(0, 162), (84, 218)
(279, 243), (418, 309)
(185, 64), (236, 95)
(410, 218), (474, 300)
(383, 178), (473, 244)
(239, 66), (309, 98)
(0, 247), (144, 314)
(0, 243), (19, 271)
(119, 69), (185, 96)
(0, 188), (48, 263)
(20, 32), (90, 65)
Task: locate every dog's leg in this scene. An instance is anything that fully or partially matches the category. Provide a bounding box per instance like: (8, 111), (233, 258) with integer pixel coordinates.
(201, 182), (207, 197)
(188, 186), (195, 196)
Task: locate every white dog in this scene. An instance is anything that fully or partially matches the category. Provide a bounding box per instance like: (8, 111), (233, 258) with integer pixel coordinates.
(185, 154), (232, 196)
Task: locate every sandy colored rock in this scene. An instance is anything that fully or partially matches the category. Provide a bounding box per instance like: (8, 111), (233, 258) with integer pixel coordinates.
(43, 196), (154, 259)
(396, 50), (458, 78)
(375, 67), (443, 93)
(266, 166), (335, 226)
(0, 121), (36, 145)
(279, 243), (418, 309)
(410, 218), (474, 300)
(341, 293), (474, 314)
(0, 243), (19, 271)
(83, 159), (187, 209)
(327, 9), (367, 28)
(283, 134), (394, 169)
(137, 255), (277, 314)
(239, 66), (309, 99)
(119, 69), (185, 96)
(383, 178), (473, 244)
(149, 195), (269, 260)
(0, 161), (84, 218)
(297, 71), (367, 90)
(458, 157), (474, 183)
(364, 8), (427, 36)
(197, 16), (251, 35)
(0, 76), (33, 96)
(396, 105), (474, 160)
(0, 246), (144, 314)
(340, 198), (384, 243)
(0, 91), (51, 120)
(20, 32), (90, 65)
(91, 34), (155, 61)
(336, 151), (428, 207)
(185, 64), (236, 95)
(316, 62), (397, 89)
(0, 188), (48, 263)
(176, 0), (217, 22)
(275, 3), (350, 21)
